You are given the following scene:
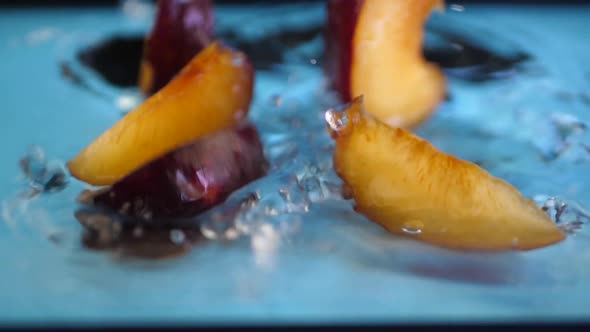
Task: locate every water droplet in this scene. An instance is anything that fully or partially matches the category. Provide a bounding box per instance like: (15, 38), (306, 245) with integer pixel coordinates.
(200, 221), (219, 240)
(235, 208), (263, 235)
(450, 4), (465, 12)
(402, 220), (423, 235)
(263, 203), (282, 216)
(251, 223), (280, 269)
(385, 115), (403, 127)
(511, 237), (520, 247)
(132, 226), (143, 238)
(272, 94), (282, 108)
(310, 58), (317, 65)
(224, 228), (240, 240)
(300, 176), (323, 202)
(256, 191), (287, 216)
(121, 0), (152, 19)
(320, 181), (344, 200)
(20, 145), (45, 172)
(169, 229), (186, 244)
(115, 93), (140, 113)
(551, 113), (586, 140)
(232, 56), (245, 67)
(279, 186), (310, 213)
(450, 43), (464, 51)
(19, 146), (69, 194)
(325, 109), (349, 133)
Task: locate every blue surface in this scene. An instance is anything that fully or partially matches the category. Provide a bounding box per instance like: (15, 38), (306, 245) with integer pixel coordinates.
(1, 2), (590, 326)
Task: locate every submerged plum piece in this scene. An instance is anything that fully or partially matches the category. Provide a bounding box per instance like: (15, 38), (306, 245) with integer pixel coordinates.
(84, 124), (268, 219)
(139, 0), (214, 95)
(325, 0), (446, 129)
(68, 42), (254, 186)
(327, 97), (566, 251)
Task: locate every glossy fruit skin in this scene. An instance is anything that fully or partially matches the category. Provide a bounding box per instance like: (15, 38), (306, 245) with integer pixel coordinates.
(325, 0), (362, 101)
(140, 0), (214, 95)
(68, 42), (254, 186)
(91, 124), (268, 219)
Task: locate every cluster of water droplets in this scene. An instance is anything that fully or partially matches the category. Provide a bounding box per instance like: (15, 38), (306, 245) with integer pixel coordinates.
(0, 146), (77, 251)
(19, 145), (69, 196)
(534, 195), (590, 234)
(196, 64), (349, 249)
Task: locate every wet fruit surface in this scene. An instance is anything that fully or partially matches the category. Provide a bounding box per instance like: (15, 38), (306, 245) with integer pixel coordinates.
(328, 97), (566, 251)
(4, 2), (590, 323)
(82, 124), (268, 219)
(68, 42), (254, 186)
(139, 0), (214, 95)
(325, 0), (446, 129)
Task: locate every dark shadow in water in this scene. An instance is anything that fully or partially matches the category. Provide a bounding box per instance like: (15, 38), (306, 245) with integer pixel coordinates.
(73, 24), (529, 90)
(75, 206), (202, 260)
(77, 35), (144, 87)
(424, 30), (531, 82)
(317, 203), (526, 286)
(219, 27), (324, 70)
(74, 187), (258, 260)
(364, 245), (524, 286)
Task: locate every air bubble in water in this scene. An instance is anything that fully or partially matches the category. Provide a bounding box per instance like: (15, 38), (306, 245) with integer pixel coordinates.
(200, 222), (219, 240)
(235, 208), (263, 235)
(169, 229), (186, 244)
(299, 175), (323, 202)
(224, 227), (240, 240)
(279, 185), (310, 213)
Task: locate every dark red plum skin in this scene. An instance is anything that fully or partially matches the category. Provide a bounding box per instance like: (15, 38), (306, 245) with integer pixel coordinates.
(324, 0), (363, 101)
(141, 0), (214, 95)
(92, 124), (268, 219)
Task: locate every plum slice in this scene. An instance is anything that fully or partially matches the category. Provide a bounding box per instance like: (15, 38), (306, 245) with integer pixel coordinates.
(83, 124), (268, 219)
(325, 0), (446, 129)
(68, 42), (254, 186)
(139, 0), (214, 95)
(327, 97), (565, 251)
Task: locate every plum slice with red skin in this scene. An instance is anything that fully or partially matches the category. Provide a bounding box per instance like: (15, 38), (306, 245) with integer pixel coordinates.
(89, 124), (268, 219)
(140, 0), (214, 95)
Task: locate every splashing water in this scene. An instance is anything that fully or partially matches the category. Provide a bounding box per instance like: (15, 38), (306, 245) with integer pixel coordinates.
(324, 108), (349, 133)
(19, 145), (68, 196)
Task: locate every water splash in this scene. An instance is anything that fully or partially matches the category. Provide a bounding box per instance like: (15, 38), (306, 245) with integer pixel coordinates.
(325, 108), (349, 133)
(535, 195), (590, 234)
(19, 145), (68, 196)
